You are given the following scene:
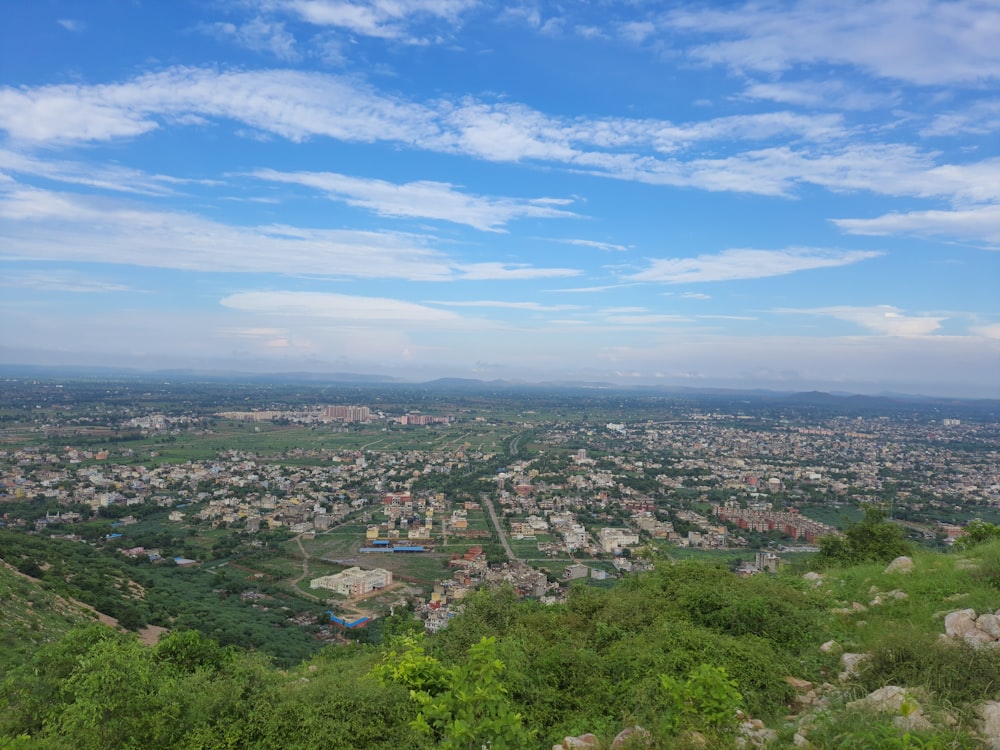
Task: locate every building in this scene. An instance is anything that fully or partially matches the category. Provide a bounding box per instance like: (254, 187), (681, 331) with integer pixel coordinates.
(310, 567), (392, 596)
(598, 527), (640, 554)
(325, 405), (371, 422)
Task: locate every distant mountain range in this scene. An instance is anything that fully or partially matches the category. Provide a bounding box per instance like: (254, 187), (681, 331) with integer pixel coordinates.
(1, 364), (996, 409)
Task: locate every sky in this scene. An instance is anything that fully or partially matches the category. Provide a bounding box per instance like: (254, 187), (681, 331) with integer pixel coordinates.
(1, 1), (998, 397)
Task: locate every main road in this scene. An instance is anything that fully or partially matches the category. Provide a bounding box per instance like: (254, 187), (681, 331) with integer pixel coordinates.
(481, 493), (519, 562)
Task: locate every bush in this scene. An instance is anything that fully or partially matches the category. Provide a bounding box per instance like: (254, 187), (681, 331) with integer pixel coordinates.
(816, 508), (912, 567)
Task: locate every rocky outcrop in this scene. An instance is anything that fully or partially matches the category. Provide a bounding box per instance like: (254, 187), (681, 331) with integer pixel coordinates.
(942, 608), (1000, 648)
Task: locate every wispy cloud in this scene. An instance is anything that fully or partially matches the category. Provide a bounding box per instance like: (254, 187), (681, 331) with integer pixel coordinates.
(269, 0), (478, 43)
(427, 300), (580, 311)
(57, 19), (84, 32)
(201, 17), (300, 61)
(775, 304), (947, 336)
(922, 100), (1000, 137)
(220, 290), (462, 321)
(741, 79), (898, 111)
(834, 204), (1000, 247)
(629, 248), (880, 284)
(556, 238), (630, 252)
(0, 271), (134, 293)
(251, 168), (577, 230)
(455, 262), (580, 280)
(0, 149), (212, 195)
(663, 0), (1000, 86)
(0, 184), (576, 280)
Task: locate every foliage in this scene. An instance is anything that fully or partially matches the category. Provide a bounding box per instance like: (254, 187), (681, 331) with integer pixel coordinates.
(801, 709), (981, 750)
(952, 520), (1000, 551)
(660, 664), (742, 734)
(816, 508), (913, 567)
(859, 630), (1000, 705)
(409, 637), (535, 750)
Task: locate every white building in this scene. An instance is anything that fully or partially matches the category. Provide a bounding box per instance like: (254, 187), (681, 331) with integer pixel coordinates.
(310, 567), (392, 596)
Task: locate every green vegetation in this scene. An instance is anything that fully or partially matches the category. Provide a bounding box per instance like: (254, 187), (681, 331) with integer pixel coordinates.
(5, 540), (1000, 748)
(815, 507), (913, 567)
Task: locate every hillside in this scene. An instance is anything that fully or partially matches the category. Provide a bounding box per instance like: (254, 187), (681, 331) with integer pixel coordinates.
(0, 562), (101, 674)
(4, 536), (1000, 748)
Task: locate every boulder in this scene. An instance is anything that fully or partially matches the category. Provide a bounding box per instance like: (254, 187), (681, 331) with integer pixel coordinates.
(611, 726), (652, 749)
(803, 572), (823, 586)
(964, 628), (997, 649)
(555, 734), (600, 749)
(944, 609), (978, 637)
(847, 685), (907, 713)
(979, 701), (1000, 750)
(839, 652), (868, 680)
(884, 556), (914, 574)
(784, 676), (813, 692)
(978, 613), (1000, 639)
(819, 640), (839, 654)
(894, 711), (934, 733)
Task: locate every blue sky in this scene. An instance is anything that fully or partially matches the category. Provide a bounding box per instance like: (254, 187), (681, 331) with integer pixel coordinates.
(1, 0), (998, 396)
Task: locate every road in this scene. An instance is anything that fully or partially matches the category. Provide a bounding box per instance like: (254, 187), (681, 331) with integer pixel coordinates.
(481, 493), (519, 562)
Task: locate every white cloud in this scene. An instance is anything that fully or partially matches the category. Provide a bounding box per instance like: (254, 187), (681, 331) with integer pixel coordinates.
(776, 305), (946, 336)
(427, 300), (580, 311)
(557, 238), (630, 252)
(57, 19), (84, 32)
(923, 100), (1000, 136)
(274, 0), (478, 42)
(203, 18), (300, 61)
(618, 21), (655, 44)
(0, 148), (208, 195)
(741, 79), (898, 111)
(455, 262), (581, 280)
(2, 65), (995, 214)
(0, 67), (438, 144)
(834, 204), (1000, 246)
(220, 290), (461, 321)
(0, 184), (581, 281)
(629, 247), (881, 283)
(251, 168), (577, 230)
(602, 313), (692, 325)
(0, 271), (134, 293)
(664, 0), (1000, 86)
(973, 322), (1000, 339)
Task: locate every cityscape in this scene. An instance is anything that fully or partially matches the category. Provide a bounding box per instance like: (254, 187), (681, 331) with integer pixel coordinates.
(3, 377), (997, 643)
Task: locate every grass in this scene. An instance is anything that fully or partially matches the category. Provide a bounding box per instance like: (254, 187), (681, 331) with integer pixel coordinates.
(0, 563), (99, 672)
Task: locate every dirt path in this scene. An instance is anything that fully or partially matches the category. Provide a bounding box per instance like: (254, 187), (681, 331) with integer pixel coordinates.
(288, 534), (322, 601)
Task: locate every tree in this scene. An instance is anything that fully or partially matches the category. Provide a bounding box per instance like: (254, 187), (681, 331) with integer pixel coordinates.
(816, 507), (912, 566)
(953, 520), (1000, 551)
(410, 637), (534, 750)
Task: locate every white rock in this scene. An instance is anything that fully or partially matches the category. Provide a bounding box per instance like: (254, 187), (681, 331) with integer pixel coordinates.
(965, 629), (997, 648)
(793, 733), (810, 748)
(839, 652), (868, 680)
(803, 572), (823, 586)
(894, 711), (934, 733)
(884, 556), (914, 574)
(944, 609), (978, 637)
(979, 701), (1000, 750)
(848, 685), (907, 713)
(978, 613), (1000, 639)
(819, 640), (839, 654)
